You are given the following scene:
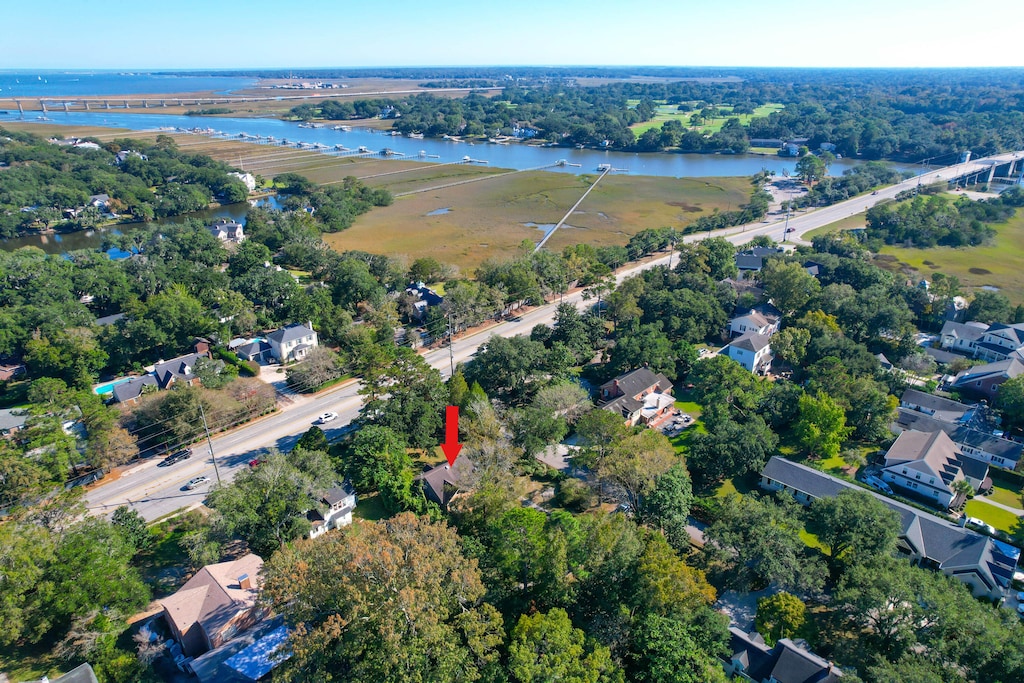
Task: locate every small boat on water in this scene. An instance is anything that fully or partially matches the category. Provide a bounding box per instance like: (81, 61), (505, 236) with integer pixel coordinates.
(333, 125), (352, 132)
(357, 146), (370, 153)
(408, 132), (424, 139)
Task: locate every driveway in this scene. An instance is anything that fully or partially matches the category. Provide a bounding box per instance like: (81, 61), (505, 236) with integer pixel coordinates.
(716, 587), (777, 632)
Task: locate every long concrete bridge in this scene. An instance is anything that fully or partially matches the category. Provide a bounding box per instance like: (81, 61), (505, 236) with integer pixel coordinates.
(0, 86), (504, 115)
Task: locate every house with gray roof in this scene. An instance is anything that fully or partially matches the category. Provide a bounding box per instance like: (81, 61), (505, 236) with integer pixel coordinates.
(735, 246), (784, 273)
(728, 307), (781, 338)
(940, 320), (989, 356)
(308, 482), (357, 539)
(900, 389), (972, 423)
(267, 322), (318, 363)
(895, 389), (1021, 469)
(234, 339), (272, 364)
(0, 407), (29, 437)
(723, 627), (843, 683)
(760, 456), (1018, 601)
(51, 663), (100, 683)
(723, 332), (773, 374)
(111, 375), (158, 405)
(208, 219), (245, 244)
(415, 457), (474, 507)
(598, 367), (674, 427)
(153, 352), (208, 390)
(881, 430), (972, 509)
(975, 322), (1024, 362)
(950, 358), (1024, 400)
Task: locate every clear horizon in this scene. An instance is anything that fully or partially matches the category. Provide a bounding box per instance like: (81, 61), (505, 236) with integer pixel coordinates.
(7, 0), (1024, 70)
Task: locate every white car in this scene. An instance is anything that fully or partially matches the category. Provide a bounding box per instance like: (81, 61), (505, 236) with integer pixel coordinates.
(317, 411), (339, 424)
(185, 476), (210, 490)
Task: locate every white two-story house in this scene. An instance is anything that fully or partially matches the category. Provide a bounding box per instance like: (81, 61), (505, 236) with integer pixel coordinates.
(722, 332), (773, 374)
(267, 322), (318, 363)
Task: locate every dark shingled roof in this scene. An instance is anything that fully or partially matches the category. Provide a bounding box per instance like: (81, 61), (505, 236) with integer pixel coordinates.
(599, 367), (672, 400)
(728, 627), (842, 683)
(153, 352), (205, 389)
(111, 375), (157, 403)
(761, 457), (1017, 594)
(322, 482), (356, 507)
(415, 457), (474, 506)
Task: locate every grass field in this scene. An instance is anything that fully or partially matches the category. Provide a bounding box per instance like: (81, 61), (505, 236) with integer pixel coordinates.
(874, 209), (1024, 304)
(965, 498), (1021, 533)
(985, 484), (1024, 510)
(629, 102), (784, 136)
(802, 211), (867, 240)
(326, 172), (750, 272)
(2, 121), (751, 272)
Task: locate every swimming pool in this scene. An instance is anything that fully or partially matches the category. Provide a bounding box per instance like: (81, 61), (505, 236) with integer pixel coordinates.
(94, 377), (131, 395)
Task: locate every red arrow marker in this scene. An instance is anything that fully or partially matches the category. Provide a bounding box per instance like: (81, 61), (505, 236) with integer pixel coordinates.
(441, 405), (462, 466)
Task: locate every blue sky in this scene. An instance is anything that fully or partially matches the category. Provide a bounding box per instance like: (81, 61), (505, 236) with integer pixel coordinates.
(6, 0), (1023, 69)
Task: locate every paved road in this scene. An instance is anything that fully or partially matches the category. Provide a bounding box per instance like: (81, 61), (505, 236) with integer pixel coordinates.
(85, 153), (1022, 521)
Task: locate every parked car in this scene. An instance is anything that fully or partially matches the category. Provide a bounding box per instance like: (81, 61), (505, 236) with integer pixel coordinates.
(249, 458), (265, 469)
(159, 449), (192, 467)
(316, 411), (339, 424)
(864, 475), (894, 495)
(185, 476), (210, 490)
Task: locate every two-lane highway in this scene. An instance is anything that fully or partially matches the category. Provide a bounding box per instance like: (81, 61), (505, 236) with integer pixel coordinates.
(86, 153), (1019, 521)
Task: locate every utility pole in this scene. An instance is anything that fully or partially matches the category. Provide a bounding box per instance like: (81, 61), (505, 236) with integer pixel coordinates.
(198, 402), (221, 484)
(782, 205), (791, 242)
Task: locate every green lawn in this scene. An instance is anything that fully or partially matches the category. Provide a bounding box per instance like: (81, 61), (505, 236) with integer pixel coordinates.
(984, 484), (1024, 510)
(799, 528), (825, 551)
(629, 102), (784, 136)
(965, 499), (1022, 533)
(354, 493), (390, 521)
(802, 211), (867, 240)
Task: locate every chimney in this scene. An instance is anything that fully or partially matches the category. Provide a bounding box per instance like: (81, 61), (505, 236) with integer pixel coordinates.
(238, 574), (252, 590)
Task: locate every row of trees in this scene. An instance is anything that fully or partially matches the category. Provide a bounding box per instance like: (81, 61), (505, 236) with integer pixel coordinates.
(284, 68), (1024, 159)
(0, 130), (249, 236)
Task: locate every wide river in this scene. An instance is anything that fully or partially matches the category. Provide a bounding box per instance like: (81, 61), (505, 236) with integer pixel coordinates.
(0, 110), (921, 254)
(0, 110), (921, 178)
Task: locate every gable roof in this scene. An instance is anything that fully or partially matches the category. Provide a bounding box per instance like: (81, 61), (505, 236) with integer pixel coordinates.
(599, 367), (672, 399)
(941, 320), (989, 342)
(111, 374), (158, 403)
(52, 663), (99, 683)
(730, 331), (772, 353)
(986, 322), (1024, 345)
(322, 481), (356, 507)
(732, 309), (774, 328)
(729, 627), (842, 683)
(953, 358), (1024, 385)
(154, 352), (205, 388)
(893, 409), (1021, 464)
(415, 458), (473, 506)
(900, 389), (971, 423)
(883, 430), (964, 488)
(267, 323), (314, 345)
(160, 554), (263, 643)
(761, 457), (1016, 592)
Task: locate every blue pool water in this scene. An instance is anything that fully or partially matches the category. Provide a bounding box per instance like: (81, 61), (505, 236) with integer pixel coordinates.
(94, 377), (131, 394)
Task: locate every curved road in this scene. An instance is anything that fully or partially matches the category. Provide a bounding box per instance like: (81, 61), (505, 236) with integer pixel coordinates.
(85, 152), (1022, 521)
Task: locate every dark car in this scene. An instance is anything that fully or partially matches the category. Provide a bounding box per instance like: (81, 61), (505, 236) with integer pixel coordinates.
(159, 449), (192, 467)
